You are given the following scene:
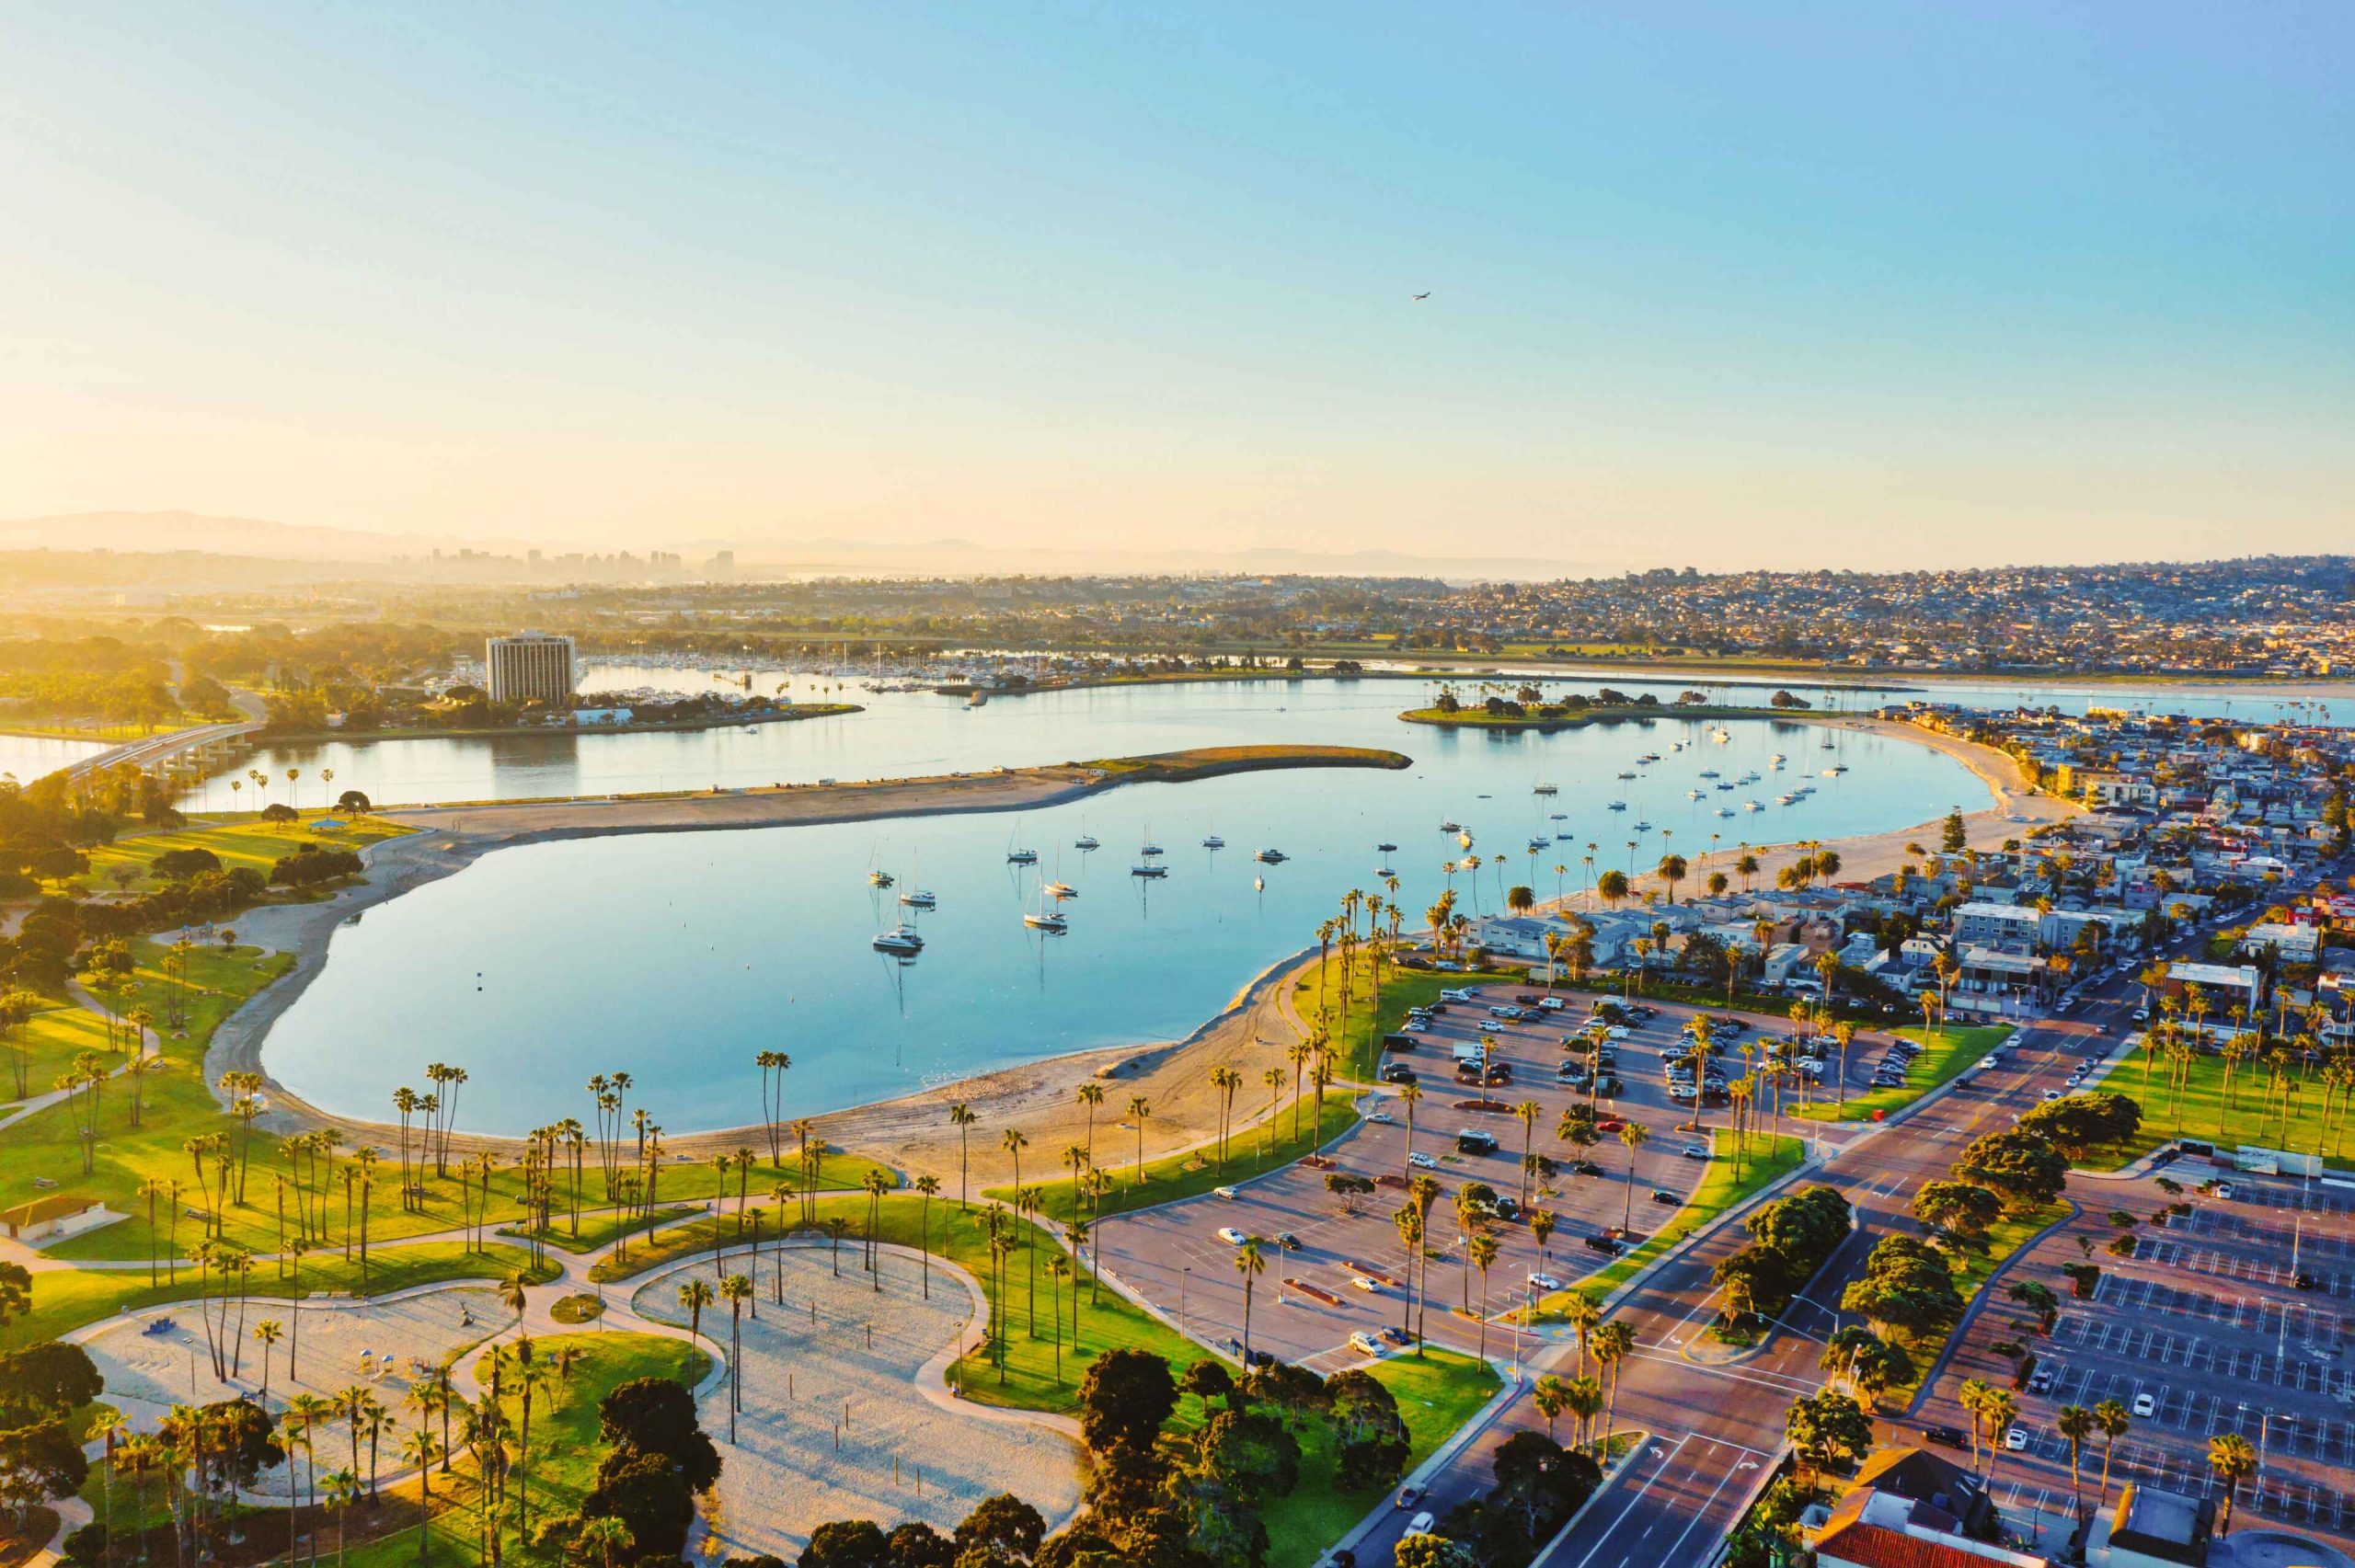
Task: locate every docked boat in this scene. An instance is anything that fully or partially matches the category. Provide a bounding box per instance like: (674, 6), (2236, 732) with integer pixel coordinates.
(1821, 738), (1836, 749)
(1615, 771), (1637, 780)
(1687, 788), (1705, 799)
(1715, 807), (1736, 818)
(1744, 799), (1766, 812)
(1140, 842), (1165, 857)
(1044, 880), (1077, 899)
(1255, 848), (1289, 864)
(1375, 864), (1396, 877)
(1376, 841), (1399, 853)
(1637, 753), (1660, 763)
(1439, 819), (1461, 832)
(1821, 767), (1843, 778)
(867, 869), (896, 888)
(1202, 832), (1225, 850)
(1533, 782), (1558, 795)
(1698, 770), (1720, 779)
(1547, 813), (1567, 821)
(872, 924), (925, 956)
(1074, 834), (1100, 851)
(1132, 862), (1168, 879)
(1526, 837), (1548, 852)
(899, 887), (937, 909)
(1607, 801), (1628, 811)
(1633, 820), (1652, 831)
(1023, 908), (1069, 933)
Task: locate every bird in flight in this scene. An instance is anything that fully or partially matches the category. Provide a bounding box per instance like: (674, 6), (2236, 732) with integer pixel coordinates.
(1412, 292), (1431, 300)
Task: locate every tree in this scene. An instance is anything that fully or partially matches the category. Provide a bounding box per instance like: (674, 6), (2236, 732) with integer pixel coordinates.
(2209, 1434), (2257, 1537)
(1616, 1121), (1650, 1230)
(1656, 854), (1688, 905)
(956, 1494), (1047, 1562)
(1786, 1391), (1874, 1477)
(1394, 1538), (1478, 1568)
(1956, 1130), (2069, 1216)
(1235, 1240), (1267, 1365)
(0, 1419), (88, 1528)
(1821, 1325), (1913, 1403)
(2093, 1399), (2131, 1507)
(1943, 808), (1969, 853)
(1913, 1181), (2005, 1253)
(2056, 1404), (2094, 1505)
(1327, 1369), (1412, 1490)
(1198, 1408), (1303, 1506)
(1076, 1347), (1177, 1455)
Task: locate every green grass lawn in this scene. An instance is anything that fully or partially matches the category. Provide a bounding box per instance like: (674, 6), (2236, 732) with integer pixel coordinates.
(82, 813), (412, 898)
(2097, 1047), (2349, 1170)
(1, 1240), (557, 1350)
(1792, 1024), (2014, 1124)
(1266, 1346), (1500, 1568)
(1292, 956), (1527, 1080)
(983, 1092), (1358, 1227)
(0, 998), (117, 1107)
(589, 1191), (1201, 1420)
(1525, 1133), (1808, 1320)
(12, 932), (891, 1269)
(1884, 1201), (2070, 1405)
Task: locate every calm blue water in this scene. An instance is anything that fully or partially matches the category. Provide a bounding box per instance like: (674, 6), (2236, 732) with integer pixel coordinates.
(260, 711), (1984, 1133)
(0, 734), (107, 785)
(196, 666), (2350, 813)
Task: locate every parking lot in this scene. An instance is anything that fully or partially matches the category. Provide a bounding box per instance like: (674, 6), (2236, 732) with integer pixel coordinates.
(1933, 1170), (2355, 1552)
(1092, 981), (1875, 1368)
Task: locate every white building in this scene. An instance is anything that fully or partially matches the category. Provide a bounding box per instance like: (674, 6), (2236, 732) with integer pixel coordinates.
(486, 633), (578, 705)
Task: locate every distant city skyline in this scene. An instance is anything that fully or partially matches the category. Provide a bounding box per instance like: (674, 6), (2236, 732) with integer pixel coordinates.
(2, 4), (2348, 570)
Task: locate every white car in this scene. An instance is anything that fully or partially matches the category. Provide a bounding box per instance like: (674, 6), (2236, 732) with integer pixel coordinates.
(2005, 1427), (2028, 1451)
(1407, 1511), (1436, 1536)
(1441, 988), (1474, 1002)
(1216, 1227), (1249, 1245)
(2213, 1182), (2236, 1199)
(1369, 1110), (1396, 1125)
(1528, 1272), (1564, 1291)
(1350, 1331), (1384, 1356)
(2132, 1392), (2155, 1417)
(1408, 1151), (1440, 1170)
(1350, 1275), (1383, 1293)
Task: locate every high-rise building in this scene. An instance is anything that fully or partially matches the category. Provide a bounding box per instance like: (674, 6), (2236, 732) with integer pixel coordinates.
(485, 633), (577, 704)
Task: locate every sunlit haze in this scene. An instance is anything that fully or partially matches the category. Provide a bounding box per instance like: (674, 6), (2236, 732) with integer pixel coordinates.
(3, 4), (2349, 571)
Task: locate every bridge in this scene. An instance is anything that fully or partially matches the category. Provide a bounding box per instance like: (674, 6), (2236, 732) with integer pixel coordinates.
(62, 715), (266, 787)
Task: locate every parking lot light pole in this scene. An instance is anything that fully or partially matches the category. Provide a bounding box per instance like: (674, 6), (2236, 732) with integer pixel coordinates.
(1181, 1267), (1189, 1337)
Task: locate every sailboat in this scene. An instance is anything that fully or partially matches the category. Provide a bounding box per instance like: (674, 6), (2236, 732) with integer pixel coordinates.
(1023, 876), (1069, 932)
(1074, 825), (1100, 851)
(1043, 848), (1076, 900)
(872, 923), (925, 956)
(1006, 822), (1039, 864)
(1202, 828), (1225, 850)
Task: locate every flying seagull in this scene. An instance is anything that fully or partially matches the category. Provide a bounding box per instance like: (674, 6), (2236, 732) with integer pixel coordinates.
(1412, 291), (1430, 300)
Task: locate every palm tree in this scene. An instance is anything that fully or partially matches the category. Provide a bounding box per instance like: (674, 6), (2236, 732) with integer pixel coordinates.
(1617, 1122), (1650, 1230)
(1002, 1126), (1029, 1204)
(1513, 1100), (1541, 1209)
(321, 1470), (360, 1568)
(1533, 1374), (1571, 1442)
(286, 1392), (337, 1562)
(2056, 1404), (2093, 1506)
(1126, 1094), (1152, 1188)
(719, 1274), (752, 1442)
(1982, 1389), (2018, 1490)
(861, 1168), (890, 1285)
(678, 1276), (715, 1342)
(1235, 1240), (1267, 1364)
(1563, 1291), (1602, 1377)
(913, 1173), (940, 1299)
(1075, 1082), (1105, 1168)
(948, 1102), (977, 1207)
(1468, 1232), (1499, 1358)
(2208, 1434), (2257, 1537)
(1398, 1080), (1424, 1184)
(1393, 1206), (1423, 1345)
(252, 1318), (283, 1402)
(1045, 1256), (1073, 1384)
(1593, 1319), (1635, 1446)
(575, 1516), (634, 1568)
(1565, 1375), (1604, 1455)
(2092, 1398), (2130, 1508)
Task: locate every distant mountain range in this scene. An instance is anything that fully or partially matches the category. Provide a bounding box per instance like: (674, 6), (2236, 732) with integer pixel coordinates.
(0, 510), (1599, 580)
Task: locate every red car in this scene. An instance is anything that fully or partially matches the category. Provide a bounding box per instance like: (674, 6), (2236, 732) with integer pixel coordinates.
(1596, 1116), (1626, 1132)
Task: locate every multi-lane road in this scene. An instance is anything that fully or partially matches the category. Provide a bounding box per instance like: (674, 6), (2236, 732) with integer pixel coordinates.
(1096, 858), (2347, 1567)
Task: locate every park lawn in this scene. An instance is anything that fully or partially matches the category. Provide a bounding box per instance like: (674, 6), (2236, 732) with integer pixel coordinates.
(21, 934), (893, 1266)
(334, 1333), (713, 1568)
(1265, 1346), (1501, 1568)
(495, 1204), (705, 1254)
(984, 1092), (1358, 1227)
(0, 1240), (557, 1350)
(0, 998), (116, 1106)
(83, 813), (411, 897)
(2096, 1048), (2349, 1171)
(590, 1191), (1204, 1420)
(1525, 1133), (1808, 1321)
(1792, 1024), (2014, 1124)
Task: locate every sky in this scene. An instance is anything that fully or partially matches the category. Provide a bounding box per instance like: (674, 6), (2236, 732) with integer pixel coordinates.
(0, 2), (2349, 572)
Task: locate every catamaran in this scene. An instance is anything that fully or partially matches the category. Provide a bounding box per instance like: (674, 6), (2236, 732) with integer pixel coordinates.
(1533, 782), (1559, 795)
(872, 924), (925, 956)
(1255, 848), (1290, 864)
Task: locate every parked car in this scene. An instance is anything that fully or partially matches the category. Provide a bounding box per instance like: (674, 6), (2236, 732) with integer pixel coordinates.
(1395, 1487), (1422, 1511)
(1407, 1511), (1436, 1536)
(1216, 1227), (1249, 1244)
(1584, 1233), (1623, 1254)
(1650, 1188), (1678, 1205)
(2004, 1427), (2028, 1451)
(1350, 1276), (1382, 1293)
(1571, 1160), (1605, 1177)
(1350, 1331), (1384, 1356)
(1382, 1064), (1419, 1084)
(1528, 1272), (1564, 1291)
(1683, 1141), (1710, 1160)
(1278, 1230), (1304, 1250)
(1924, 1424), (1968, 1449)
(2132, 1392), (2155, 1417)
(1408, 1151), (1440, 1170)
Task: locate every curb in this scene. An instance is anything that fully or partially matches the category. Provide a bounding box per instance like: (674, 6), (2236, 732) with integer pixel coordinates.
(1901, 1198), (2084, 1419)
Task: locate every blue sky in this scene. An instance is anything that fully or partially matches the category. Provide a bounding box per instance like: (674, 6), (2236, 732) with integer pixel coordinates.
(0, 3), (2347, 568)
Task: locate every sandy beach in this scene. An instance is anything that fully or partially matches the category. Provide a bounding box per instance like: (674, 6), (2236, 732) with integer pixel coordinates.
(203, 717), (2070, 1188)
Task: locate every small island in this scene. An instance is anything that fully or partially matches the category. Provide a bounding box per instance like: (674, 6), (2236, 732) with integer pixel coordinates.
(1401, 686), (1820, 731)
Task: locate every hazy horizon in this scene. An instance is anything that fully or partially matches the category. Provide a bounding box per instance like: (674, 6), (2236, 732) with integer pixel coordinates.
(4, 5), (2349, 572)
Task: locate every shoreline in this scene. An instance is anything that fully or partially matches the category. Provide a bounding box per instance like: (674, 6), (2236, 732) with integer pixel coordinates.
(204, 720), (2059, 1184)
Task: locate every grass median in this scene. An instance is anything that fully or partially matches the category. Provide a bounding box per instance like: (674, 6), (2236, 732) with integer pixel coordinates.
(1792, 1024), (2013, 1124)
(985, 1090), (1358, 1227)
(1522, 1132), (1808, 1321)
